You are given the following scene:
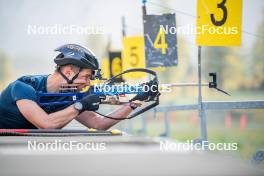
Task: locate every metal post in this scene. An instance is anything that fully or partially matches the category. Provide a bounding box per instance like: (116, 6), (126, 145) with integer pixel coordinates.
(198, 46), (208, 141)
(139, 115), (147, 135)
(160, 110), (170, 137)
(142, 0), (147, 16)
(122, 16), (126, 37)
(121, 16), (135, 133)
(141, 1), (150, 134)
(127, 120), (134, 134)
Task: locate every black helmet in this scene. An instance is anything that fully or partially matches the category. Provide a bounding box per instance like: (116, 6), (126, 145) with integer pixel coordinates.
(54, 44), (99, 70)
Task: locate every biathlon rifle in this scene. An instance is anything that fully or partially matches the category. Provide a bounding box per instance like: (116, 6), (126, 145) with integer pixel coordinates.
(37, 68), (160, 120)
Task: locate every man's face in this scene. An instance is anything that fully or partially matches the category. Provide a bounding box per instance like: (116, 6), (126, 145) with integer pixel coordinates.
(72, 68), (93, 90)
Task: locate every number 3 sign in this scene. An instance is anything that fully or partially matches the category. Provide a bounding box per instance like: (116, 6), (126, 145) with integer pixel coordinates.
(196, 0), (242, 46)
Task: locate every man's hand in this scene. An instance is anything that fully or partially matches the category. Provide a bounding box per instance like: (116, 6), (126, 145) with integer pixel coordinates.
(128, 101), (142, 110)
(79, 94), (101, 111)
(130, 80), (160, 102)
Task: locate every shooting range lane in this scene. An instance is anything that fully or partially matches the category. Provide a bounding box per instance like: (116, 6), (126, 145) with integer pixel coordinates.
(0, 135), (263, 176)
(0, 0), (263, 175)
(0, 129), (122, 136)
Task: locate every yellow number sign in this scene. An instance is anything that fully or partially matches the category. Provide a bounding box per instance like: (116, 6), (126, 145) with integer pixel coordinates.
(122, 36), (146, 79)
(101, 58), (110, 79)
(111, 57), (122, 76)
(196, 0), (242, 46)
(154, 28), (168, 55)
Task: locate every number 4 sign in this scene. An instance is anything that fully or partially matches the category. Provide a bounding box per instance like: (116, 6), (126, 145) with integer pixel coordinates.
(143, 13), (178, 68)
(196, 0), (242, 46)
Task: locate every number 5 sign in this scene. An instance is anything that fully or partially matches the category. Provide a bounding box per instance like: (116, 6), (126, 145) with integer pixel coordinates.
(122, 36), (146, 79)
(196, 0), (242, 46)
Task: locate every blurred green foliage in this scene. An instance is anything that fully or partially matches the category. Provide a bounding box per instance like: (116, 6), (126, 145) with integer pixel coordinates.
(251, 14), (264, 89)
(203, 14), (264, 91)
